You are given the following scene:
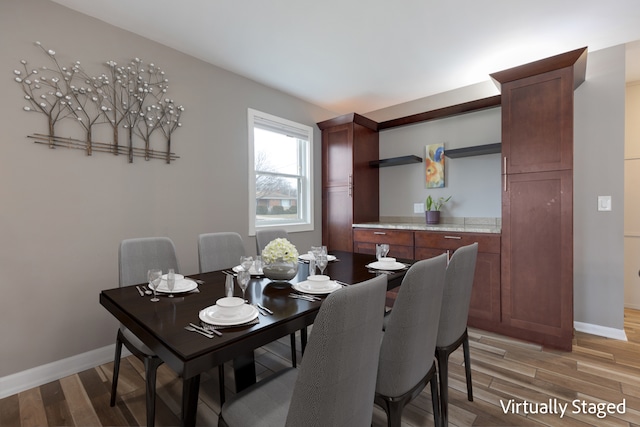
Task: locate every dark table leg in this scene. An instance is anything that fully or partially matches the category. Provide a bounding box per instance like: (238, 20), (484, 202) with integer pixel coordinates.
(233, 351), (257, 392)
(182, 374), (200, 427)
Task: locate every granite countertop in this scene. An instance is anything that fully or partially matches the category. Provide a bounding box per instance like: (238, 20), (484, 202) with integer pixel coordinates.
(352, 218), (501, 234)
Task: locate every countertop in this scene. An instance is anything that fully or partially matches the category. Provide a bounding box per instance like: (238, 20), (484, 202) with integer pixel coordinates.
(352, 221), (501, 234)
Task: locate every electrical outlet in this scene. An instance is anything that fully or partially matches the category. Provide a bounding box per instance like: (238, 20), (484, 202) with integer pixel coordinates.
(413, 203), (424, 213)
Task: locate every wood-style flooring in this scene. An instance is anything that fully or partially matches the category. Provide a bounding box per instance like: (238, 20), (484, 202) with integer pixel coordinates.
(3, 310), (640, 426)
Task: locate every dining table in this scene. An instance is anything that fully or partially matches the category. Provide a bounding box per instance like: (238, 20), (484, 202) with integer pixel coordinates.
(99, 250), (412, 427)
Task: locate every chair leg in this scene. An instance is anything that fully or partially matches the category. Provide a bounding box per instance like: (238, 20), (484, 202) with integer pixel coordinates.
(290, 333), (297, 367)
(144, 357), (162, 427)
(430, 374), (441, 427)
(301, 327), (308, 354)
(436, 349), (450, 427)
(110, 333), (123, 407)
(462, 331), (473, 402)
(218, 364), (226, 406)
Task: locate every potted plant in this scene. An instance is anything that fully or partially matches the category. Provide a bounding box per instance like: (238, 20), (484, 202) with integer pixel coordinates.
(425, 195), (451, 224)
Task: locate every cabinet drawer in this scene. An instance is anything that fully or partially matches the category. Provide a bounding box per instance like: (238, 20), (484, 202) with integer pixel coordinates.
(354, 241), (414, 260)
(414, 231), (500, 254)
(353, 228), (414, 246)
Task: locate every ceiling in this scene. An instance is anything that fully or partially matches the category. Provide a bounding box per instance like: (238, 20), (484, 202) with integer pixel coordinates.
(51, 0), (640, 115)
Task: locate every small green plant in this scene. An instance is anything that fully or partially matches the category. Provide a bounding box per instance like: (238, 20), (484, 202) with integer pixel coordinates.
(426, 195), (451, 211)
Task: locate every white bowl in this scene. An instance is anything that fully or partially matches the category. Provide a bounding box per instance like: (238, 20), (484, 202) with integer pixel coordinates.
(379, 257), (396, 265)
(307, 274), (331, 288)
(215, 297), (245, 316)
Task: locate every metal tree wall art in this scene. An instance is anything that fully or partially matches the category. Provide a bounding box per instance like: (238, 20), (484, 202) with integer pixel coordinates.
(13, 42), (184, 163)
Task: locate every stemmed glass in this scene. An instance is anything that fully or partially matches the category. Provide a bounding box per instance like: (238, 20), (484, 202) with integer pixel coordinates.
(376, 243), (390, 260)
(167, 268), (176, 298)
(316, 253), (328, 276)
(147, 269), (162, 302)
(240, 256), (253, 273)
(237, 269), (251, 302)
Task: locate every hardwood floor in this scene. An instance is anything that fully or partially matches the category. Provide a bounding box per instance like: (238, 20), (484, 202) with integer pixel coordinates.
(3, 310), (640, 426)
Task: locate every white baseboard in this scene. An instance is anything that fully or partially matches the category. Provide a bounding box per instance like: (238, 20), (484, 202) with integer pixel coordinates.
(0, 345), (131, 399)
(574, 321), (628, 341)
(625, 302), (640, 310)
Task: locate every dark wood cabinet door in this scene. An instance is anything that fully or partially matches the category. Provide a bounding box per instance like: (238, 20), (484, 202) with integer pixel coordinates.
(323, 186), (353, 252)
(501, 170), (573, 350)
(501, 68), (574, 174)
(415, 243), (501, 328)
(323, 123), (353, 188)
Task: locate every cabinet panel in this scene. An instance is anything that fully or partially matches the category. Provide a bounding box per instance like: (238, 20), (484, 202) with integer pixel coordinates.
(415, 237), (501, 326)
(353, 228), (414, 259)
(502, 68), (573, 174)
(415, 231), (500, 254)
(501, 170), (573, 348)
(324, 186), (353, 252)
(323, 124), (352, 188)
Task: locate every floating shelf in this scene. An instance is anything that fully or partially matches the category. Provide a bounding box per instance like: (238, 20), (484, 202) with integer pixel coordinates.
(444, 143), (501, 158)
(369, 155), (423, 168)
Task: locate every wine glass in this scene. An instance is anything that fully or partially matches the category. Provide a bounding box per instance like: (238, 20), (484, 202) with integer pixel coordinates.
(167, 268), (176, 298)
(237, 269), (251, 302)
(147, 269), (162, 302)
(316, 254), (328, 276)
(240, 256), (253, 273)
(376, 243), (390, 260)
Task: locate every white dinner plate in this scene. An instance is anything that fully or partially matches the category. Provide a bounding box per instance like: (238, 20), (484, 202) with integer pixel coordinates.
(232, 265), (263, 276)
(199, 304), (259, 326)
(293, 280), (341, 295)
(299, 253), (337, 262)
(367, 261), (407, 271)
(161, 273), (185, 281)
(154, 278), (198, 293)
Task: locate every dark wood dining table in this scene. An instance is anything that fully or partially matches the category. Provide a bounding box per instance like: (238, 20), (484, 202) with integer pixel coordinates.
(99, 250), (411, 427)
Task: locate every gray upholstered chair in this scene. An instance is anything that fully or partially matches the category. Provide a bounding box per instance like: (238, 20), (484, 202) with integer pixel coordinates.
(436, 242), (478, 427)
(198, 232), (246, 273)
(110, 237), (180, 427)
(375, 253), (448, 427)
(218, 274), (388, 427)
(255, 227), (289, 254)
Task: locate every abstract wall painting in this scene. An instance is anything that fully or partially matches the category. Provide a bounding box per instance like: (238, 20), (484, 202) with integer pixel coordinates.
(425, 143), (445, 188)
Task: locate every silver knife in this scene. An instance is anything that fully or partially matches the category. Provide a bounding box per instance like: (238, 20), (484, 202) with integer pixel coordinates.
(135, 285), (144, 296)
(257, 303), (273, 314)
(190, 322), (222, 337)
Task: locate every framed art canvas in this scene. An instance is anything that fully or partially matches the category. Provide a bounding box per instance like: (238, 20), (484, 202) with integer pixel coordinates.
(425, 143), (445, 188)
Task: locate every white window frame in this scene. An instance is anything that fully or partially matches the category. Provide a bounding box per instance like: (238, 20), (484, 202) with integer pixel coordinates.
(248, 108), (314, 235)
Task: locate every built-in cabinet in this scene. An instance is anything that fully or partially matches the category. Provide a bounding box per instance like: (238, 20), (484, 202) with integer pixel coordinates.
(319, 48), (587, 350)
(353, 228), (414, 259)
(414, 231), (501, 325)
(318, 114), (379, 252)
(492, 47), (587, 351)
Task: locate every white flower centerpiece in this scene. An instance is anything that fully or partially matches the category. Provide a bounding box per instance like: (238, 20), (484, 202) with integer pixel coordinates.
(261, 238), (299, 286)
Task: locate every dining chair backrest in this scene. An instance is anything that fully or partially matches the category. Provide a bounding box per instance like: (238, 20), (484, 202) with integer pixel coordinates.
(119, 237), (180, 287)
(376, 253), (448, 398)
(437, 242), (478, 348)
(285, 274), (387, 427)
(255, 228), (288, 255)
(198, 232), (246, 273)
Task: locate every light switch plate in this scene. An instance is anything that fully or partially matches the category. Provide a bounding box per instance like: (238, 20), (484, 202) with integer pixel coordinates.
(414, 203), (424, 213)
(598, 196), (612, 211)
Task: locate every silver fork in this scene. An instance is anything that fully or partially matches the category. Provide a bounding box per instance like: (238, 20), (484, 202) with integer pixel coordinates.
(184, 326), (215, 338)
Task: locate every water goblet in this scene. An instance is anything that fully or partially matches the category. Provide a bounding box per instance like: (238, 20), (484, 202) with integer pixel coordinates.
(240, 256), (253, 272)
(147, 269), (162, 302)
(167, 268), (176, 298)
(316, 254), (328, 276)
(237, 269), (251, 302)
(381, 244), (390, 258)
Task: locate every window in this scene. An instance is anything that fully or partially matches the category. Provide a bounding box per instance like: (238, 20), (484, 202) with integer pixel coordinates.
(248, 108), (313, 235)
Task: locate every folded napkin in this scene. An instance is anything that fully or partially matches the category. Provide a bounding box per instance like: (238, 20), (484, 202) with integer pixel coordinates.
(200, 317), (260, 330)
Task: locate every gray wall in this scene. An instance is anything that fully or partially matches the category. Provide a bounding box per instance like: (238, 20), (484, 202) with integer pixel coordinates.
(369, 45), (627, 332)
(0, 0), (335, 378)
(574, 45), (626, 330)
